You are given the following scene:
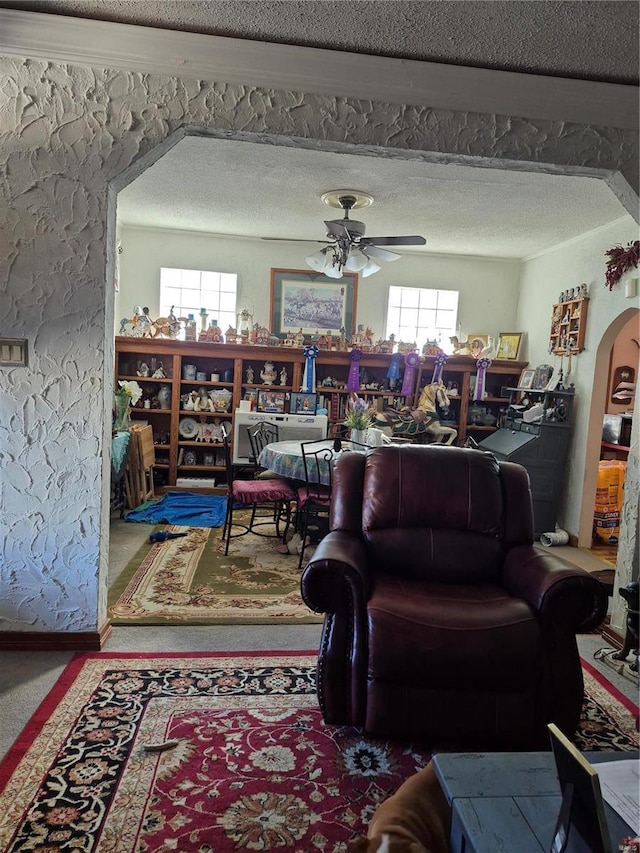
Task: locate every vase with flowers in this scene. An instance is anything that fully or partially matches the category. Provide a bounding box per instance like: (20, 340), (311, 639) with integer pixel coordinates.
(114, 380), (142, 430)
(343, 394), (375, 448)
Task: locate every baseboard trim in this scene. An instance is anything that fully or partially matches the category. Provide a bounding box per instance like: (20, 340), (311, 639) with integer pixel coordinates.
(600, 623), (624, 650)
(0, 622), (112, 651)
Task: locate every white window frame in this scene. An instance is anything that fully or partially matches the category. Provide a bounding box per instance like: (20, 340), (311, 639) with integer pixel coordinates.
(385, 286), (459, 351)
(159, 267), (237, 338)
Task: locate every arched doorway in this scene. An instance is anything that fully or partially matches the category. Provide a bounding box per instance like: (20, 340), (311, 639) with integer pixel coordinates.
(580, 306), (639, 639)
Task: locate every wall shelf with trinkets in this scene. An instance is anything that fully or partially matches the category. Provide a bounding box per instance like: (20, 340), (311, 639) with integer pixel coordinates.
(549, 293), (589, 355)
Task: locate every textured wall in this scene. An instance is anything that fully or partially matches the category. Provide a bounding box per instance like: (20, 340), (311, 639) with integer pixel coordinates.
(0, 54), (637, 633)
(517, 218), (639, 589)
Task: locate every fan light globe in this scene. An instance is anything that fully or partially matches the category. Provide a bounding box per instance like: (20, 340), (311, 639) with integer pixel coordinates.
(345, 248), (368, 272)
(324, 263), (343, 279)
(305, 250), (327, 272)
(361, 257), (381, 277)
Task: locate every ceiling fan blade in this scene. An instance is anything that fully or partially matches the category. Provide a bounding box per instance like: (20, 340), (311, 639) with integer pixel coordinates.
(363, 245), (401, 262)
(362, 235), (426, 246)
(261, 237), (333, 244)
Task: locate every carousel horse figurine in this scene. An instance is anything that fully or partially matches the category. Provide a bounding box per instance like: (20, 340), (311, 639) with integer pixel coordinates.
(374, 381), (458, 445)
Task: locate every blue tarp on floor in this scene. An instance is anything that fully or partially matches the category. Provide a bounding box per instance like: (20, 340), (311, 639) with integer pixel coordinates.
(125, 491), (227, 527)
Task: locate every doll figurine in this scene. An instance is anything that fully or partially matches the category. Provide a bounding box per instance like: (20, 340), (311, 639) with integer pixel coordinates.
(194, 387), (214, 412)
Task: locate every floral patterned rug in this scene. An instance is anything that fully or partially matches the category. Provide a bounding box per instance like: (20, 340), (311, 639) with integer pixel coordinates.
(0, 653), (637, 853)
(108, 523), (322, 624)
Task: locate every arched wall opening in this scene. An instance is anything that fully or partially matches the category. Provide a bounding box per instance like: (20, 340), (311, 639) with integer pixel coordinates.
(1, 28), (637, 642)
(580, 306), (639, 637)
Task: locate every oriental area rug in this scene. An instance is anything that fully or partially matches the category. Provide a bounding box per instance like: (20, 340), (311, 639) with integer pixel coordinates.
(108, 523), (322, 625)
(0, 653), (638, 853)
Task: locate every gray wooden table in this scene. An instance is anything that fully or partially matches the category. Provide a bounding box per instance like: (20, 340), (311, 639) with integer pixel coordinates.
(433, 751), (637, 853)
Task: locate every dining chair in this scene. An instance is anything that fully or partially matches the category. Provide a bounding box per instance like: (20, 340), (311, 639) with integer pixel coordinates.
(221, 426), (297, 555)
(246, 421), (286, 479)
(297, 437), (368, 569)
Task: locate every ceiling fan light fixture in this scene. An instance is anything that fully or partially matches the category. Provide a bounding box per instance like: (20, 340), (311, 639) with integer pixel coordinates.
(361, 257), (381, 277)
(344, 247), (368, 272)
(323, 262), (344, 279)
(302, 190), (425, 279)
(305, 249), (328, 272)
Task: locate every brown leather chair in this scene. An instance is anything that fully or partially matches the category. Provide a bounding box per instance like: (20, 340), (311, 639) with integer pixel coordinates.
(300, 445), (607, 750)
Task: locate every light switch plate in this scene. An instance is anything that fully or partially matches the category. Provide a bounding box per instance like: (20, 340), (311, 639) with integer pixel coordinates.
(0, 338), (28, 366)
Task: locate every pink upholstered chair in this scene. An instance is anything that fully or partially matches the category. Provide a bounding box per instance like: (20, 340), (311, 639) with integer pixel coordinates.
(222, 429), (297, 555)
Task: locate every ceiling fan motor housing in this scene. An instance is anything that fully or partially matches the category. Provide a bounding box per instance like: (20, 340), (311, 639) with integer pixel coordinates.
(326, 218), (366, 238)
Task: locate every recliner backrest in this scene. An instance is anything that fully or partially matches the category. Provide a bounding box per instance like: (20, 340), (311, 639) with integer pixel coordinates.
(331, 444), (533, 584)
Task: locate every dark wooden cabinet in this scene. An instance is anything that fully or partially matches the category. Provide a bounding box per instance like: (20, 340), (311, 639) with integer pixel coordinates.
(478, 387), (575, 537)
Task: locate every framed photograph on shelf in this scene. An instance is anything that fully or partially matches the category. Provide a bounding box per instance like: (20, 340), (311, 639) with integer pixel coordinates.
(243, 389), (258, 411)
(533, 364), (554, 390)
(257, 389), (286, 414)
(289, 391), (318, 415)
(270, 268), (358, 338)
(517, 368), (535, 390)
(496, 332), (523, 360)
(466, 334), (489, 359)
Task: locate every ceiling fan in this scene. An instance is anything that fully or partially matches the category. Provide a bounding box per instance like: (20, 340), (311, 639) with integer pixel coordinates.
(264, 190), (426, 278)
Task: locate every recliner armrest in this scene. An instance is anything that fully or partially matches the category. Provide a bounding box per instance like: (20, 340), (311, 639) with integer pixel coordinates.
(503, 545), (608, 632)
(300, 530), (371, 614)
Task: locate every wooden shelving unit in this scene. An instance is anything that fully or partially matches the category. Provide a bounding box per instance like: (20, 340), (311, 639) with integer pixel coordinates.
(549, 297), (589, 355)
(115, 337), (528, 492)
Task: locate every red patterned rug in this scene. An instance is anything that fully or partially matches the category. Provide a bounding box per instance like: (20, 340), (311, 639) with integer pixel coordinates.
(0, 653), (637, 852)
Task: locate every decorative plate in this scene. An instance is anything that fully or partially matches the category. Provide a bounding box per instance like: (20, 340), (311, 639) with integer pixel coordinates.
(178, 417), (199, 439)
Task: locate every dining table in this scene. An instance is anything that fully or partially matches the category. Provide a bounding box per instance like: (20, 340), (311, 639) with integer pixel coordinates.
(258, 438), (347, 484)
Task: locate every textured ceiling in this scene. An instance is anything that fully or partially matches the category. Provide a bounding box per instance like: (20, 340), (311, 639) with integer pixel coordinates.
(7, 0), (635, 257)
(3, 0), (639, 84)
(117, 136), (628, 259)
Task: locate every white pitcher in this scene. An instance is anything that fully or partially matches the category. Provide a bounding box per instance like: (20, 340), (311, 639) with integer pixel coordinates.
(365, 427), (390, 447)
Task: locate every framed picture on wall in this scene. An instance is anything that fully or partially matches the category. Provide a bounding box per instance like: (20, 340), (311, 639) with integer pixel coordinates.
(610, 365), (636, 405)
(270, 268), (358, 338)
(497, 332), (524, 360)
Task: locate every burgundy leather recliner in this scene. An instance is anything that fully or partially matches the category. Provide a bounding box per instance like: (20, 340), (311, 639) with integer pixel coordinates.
(300, 445), (607, 750)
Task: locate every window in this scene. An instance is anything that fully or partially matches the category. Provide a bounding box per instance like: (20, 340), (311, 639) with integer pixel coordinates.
(160, 268), (237, 337)
(385, 286), (459, 351)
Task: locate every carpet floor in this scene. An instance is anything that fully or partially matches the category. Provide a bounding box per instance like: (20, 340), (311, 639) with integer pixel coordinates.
(0, 653), (637, 852)
(108, 524), (322, 625)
